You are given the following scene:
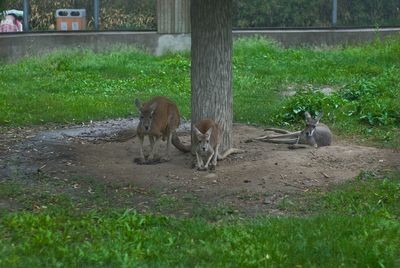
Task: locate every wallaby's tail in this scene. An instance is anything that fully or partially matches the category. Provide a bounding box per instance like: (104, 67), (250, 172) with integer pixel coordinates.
(172, 132), (191, 153)
(260, 138), (298, 144)
(218, 148), (244, 160)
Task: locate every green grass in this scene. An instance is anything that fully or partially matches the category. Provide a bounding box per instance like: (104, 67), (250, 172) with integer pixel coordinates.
(0, 48), (191, 125)
(233, 37), (400, 147)
(1, 38), (400, 266)
(1, 37), (399, 146)
(0, 173), (399, 267)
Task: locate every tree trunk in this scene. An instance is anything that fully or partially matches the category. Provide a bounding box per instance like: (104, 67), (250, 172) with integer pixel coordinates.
(190, 0), (233, 153)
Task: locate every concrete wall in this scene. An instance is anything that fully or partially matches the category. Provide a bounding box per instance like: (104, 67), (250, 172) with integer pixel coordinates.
(233, 28), (400, 47)
(1, 28), (399, 62)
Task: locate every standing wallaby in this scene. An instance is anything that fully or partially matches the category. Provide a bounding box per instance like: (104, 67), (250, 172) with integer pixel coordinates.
(135, 96), (189, 164)
(193, 119), (220, 170)
(255, 112), (332, 149)
(193, 119), (243, 170)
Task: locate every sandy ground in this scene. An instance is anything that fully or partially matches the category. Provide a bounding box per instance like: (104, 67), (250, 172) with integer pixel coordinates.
(1, 119), (399, 216)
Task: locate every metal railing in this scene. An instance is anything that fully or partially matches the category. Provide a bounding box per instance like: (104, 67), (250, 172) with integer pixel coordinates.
(17, 0), (340, 32)
(3, 0), (399, 32)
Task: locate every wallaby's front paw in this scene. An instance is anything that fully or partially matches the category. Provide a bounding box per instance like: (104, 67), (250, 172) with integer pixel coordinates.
(147, 154), (162, 164)
(197, 166), (207, 171)
(134, 157), (146, 165)
(145, 158), (162, 165)
(161, 156), (170, 162)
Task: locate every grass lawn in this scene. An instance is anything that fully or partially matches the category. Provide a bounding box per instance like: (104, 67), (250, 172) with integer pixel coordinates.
(0, 37), (400, 266)
(1, 172), (399, 267)
(0, 37), (399, 145)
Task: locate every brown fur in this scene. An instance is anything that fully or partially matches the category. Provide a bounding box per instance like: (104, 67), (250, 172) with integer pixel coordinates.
(193, 119), (220, 170)
(135, 96), (188, 163)
(193, 119), (243, 170)
(255, 112), (332, 149)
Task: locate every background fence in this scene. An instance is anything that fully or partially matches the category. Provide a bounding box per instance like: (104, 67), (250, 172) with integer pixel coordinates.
(1, 0), (399, 31)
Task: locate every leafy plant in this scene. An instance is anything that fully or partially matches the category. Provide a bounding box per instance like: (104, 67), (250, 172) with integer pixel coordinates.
(273, 87), (346, 125)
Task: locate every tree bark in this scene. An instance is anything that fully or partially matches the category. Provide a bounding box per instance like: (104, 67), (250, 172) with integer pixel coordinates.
(190, 0), (233, 153)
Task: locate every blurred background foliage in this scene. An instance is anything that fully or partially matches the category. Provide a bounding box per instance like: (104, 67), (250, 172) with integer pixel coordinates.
(0, 0), (399, 31)
(0, 0), (156, 30)
(232, 0), (400, 28)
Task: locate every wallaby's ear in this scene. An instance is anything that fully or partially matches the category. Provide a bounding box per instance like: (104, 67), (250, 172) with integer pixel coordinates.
(205, 127), (213, 137)
(149, 102), (158, 113)
(315, 112), (323, 122)
(134, 98), (141, 110)
(304, 111), (312, 122)
(193, 126), (203, 137)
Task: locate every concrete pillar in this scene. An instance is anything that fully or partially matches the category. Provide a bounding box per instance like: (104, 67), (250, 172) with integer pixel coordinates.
(157, 0), (190, 33)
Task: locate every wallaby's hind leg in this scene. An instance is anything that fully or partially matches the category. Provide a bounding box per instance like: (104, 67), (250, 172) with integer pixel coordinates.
(263, 128), (292, 134)
(265, 131), (302, 139)
(255, 131), (301, 141)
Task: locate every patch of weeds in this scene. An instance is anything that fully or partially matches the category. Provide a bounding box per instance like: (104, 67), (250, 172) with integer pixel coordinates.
(272, 86), (345, 125)
(272, 74), (400, 147)
(192, 203), (239, 221)
(1, 174), (134, 212)
(156, 194), (178, 213)
(0, 178), (73, 213)
(276, 195), (296, 211)
(0, 179), (24, 198)
(286, 171), (400, 217)
(235, 190), (264, 202)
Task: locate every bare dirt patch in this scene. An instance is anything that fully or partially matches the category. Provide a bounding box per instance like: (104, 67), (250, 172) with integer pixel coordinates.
(1, 119), (399, 217)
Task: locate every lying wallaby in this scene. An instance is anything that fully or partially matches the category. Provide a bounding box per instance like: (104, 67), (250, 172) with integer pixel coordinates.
(193, 119), (242, 170)
(135, 96), (189, 164)
(256, 112), (332, 149)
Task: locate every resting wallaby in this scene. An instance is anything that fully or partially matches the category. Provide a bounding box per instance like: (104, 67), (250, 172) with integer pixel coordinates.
(135, 96), (189, 164)
(193, 119), (243, 170)
(256, 112), (332, 149)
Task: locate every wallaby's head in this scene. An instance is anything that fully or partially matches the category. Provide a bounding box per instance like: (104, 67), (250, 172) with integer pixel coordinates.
(304, 112), (323, 137)
(135, 98), (158, 131)
(193, 126), (213, 153)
